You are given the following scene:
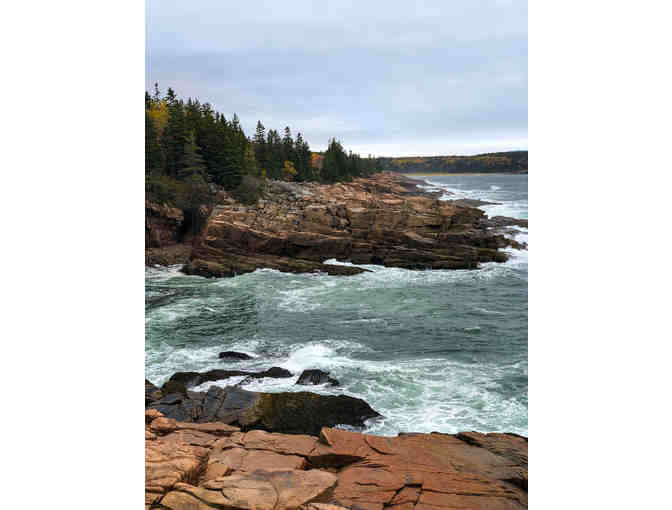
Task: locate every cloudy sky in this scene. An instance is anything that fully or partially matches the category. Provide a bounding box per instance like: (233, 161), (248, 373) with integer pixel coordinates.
(146, 0), (527, 156)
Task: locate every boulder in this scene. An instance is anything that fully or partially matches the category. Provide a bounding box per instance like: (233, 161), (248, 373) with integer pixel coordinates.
(218, 351), (254, 361)
(161, 380), (188, 396)
(148, 385), (380, 435)
(296, 369), (340, 387)
(167, 367), (293, 388)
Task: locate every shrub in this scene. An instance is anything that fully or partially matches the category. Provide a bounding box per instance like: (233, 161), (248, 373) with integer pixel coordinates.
(231, 175), (265, 205)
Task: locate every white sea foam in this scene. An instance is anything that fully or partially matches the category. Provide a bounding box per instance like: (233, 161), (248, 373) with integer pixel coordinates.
(146, 175), (528, 437)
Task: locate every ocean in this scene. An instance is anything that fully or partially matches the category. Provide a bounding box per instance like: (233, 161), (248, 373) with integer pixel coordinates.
(145, 173), (528, 436)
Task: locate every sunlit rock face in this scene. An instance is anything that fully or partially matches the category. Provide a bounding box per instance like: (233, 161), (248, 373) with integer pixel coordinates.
(184, 172), (522, 278)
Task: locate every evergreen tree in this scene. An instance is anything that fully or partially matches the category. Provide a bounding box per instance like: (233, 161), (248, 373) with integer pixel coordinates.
(282, 126), (294, 164)
(162, 98), (188, 178)
(266, 129), (283, 179)
(243, 143), (262, 178)
(179, 131), (207, 180)
(253, 121), (267, 175)
(294, 132), (314, 182)
(322, 138), (348, 183)
(145, 111), (164, 177)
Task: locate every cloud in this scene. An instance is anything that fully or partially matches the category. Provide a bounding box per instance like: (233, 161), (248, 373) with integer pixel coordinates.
(147, 0), (527, 156)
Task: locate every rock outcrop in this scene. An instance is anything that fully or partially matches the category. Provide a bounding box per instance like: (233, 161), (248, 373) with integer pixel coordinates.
(183, 173), (523, 278)
(219, 351), (255, 361)
(146, 201), (184, 248)
(296, 369), (340, 387)
(146, 409), (528, 510)
(146, 201), (192, 266)
(146, 384), (381, 436)
(166, 367), (293, 388)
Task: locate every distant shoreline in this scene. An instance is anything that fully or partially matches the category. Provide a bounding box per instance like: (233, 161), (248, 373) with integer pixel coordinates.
(403, 172), (528, 177)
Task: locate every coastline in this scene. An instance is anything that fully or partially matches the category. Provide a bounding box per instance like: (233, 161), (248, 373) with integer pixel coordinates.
(404, 172), (527, 177)
(146, 406), (528, 509)
(145, 172), (529, 508)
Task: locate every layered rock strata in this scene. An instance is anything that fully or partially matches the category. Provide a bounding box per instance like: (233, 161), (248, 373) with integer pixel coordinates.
(183, 173), (524, 278)
(146, 409), (528, 510)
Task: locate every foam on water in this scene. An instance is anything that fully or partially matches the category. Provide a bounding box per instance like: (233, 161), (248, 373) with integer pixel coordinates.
(146, 174), (528, 436)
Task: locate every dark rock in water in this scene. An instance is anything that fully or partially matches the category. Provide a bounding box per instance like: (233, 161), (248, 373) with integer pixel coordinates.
(147, 384), (380, 435)
(161, 380), (188, 396)
(248, 391), (378, 435)
(168, 367), (293, 388)
(166, 371), (202, 388)
(261, 367), (292, 378)
(218, 350), (254, 361)
(296, 369), (340, 387)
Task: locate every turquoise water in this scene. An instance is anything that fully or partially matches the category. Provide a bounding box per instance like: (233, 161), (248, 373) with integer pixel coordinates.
(145, 174), (528, 436)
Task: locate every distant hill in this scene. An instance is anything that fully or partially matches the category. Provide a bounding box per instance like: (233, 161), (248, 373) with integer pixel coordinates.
(377, 151), (528, 174)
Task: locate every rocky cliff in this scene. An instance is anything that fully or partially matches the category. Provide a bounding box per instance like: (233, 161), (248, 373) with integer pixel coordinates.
(183, 173), (523, 278)
(146, 409), (528, 510)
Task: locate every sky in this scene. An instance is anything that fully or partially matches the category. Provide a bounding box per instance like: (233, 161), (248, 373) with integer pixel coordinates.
(146, 0), (527, 157)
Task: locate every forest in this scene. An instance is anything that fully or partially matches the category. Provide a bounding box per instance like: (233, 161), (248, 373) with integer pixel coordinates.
(377, 151), (528, 174)
(145, 86), (381, 216)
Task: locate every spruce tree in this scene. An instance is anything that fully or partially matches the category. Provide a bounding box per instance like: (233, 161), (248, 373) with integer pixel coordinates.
(282, 126), (294, 164)
(145, 111), (164, 177)
(253, 121), (267, 175)
(322, 138), (347, 183)
(179, 131), (207, 180)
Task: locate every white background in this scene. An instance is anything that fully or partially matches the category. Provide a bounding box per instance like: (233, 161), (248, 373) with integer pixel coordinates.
(2, 1), (672, 508)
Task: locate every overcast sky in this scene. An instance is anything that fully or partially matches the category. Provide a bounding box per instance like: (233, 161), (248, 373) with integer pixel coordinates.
(146, 1), (527, 157)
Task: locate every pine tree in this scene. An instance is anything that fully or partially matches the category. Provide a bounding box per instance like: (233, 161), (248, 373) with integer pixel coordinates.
(266, 129), (283, 179)
(253, 121), (267, 175)
(177, 132), (211, 234)
(162, 99), (188, 178)
(243, 144), (262, 178)
(145, 111), (164, 177)
(179, 131), (207, 180)
(282, 126), (294, 164)
(322, 138), (348, 183)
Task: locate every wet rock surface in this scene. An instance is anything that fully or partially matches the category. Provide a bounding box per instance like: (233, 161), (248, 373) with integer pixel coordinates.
(296, 369), (340, 387)
(146, 384), (381, 435)
(167, 367), (294, 388)
(218, 351), (255, 361)
(146, 410), (528, 509)
(183, 172), (524, 278)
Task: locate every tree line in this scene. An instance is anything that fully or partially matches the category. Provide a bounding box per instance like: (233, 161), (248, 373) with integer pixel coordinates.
(377, 152), (528, 174)
(145, 85), (381, 214)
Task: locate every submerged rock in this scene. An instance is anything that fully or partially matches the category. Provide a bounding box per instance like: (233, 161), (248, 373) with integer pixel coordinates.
(147, 385), (380, 436)
(218, 351), (254, 361)
(183, 172), (522, 278)
(296, 369), (340, 387)
(167, 367), (293, 388)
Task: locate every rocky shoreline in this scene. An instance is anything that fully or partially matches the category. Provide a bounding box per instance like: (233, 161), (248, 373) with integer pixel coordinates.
(146, 407), (528, 510)
(146, 357), (528, 509)
(145, 174), (529, 508)
(146, 172), (526, 275)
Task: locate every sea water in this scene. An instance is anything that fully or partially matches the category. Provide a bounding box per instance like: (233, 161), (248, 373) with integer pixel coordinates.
(145, 173), (528, 436)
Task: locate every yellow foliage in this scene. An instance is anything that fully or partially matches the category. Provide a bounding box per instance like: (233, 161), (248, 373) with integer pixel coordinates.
(147, 101), (169, 137)
(282, 160), (297, 181)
